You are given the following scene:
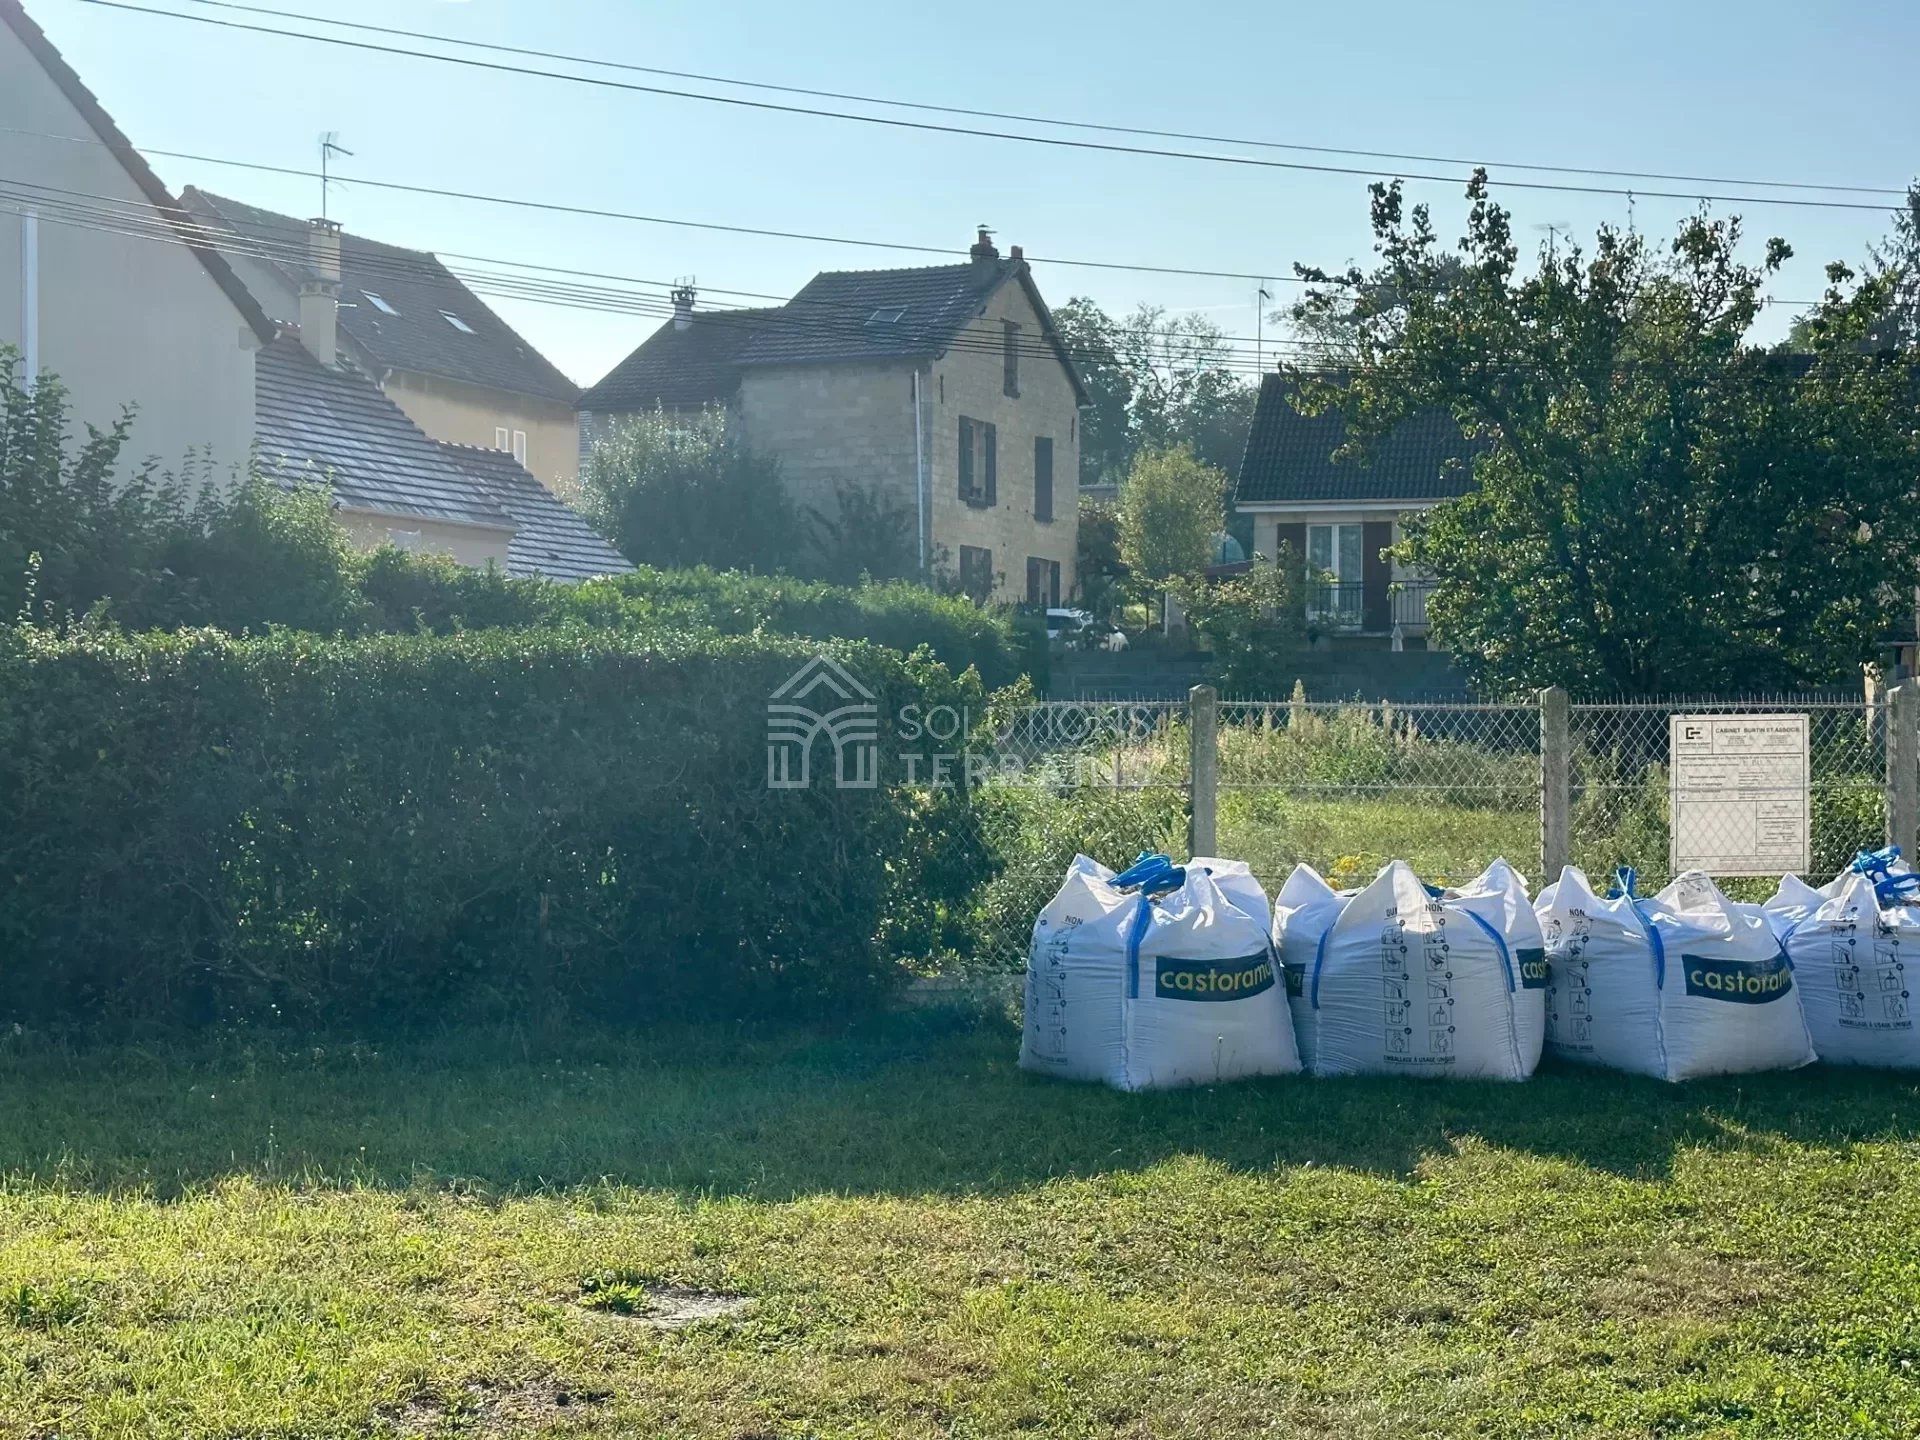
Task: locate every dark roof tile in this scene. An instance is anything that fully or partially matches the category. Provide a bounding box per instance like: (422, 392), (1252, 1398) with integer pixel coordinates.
(185, 190), (578, 404)
(438, 442), (633, 583)
(1235, 373), (1483, 506)
(576, 307), (781, 411)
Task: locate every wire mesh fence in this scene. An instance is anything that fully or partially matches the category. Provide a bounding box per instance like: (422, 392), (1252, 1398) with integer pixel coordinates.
(947, 686), (1908, 971)
(1215, 699), (1540, 893)
(1569, 697), (1886, 902)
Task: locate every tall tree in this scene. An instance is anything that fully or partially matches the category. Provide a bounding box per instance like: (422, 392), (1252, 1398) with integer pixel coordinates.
(1790, 180), (1920, 352)
(1054, 300), (1256, 484)
(1117, 447), (1225, 625)
(1293, 173), (1920, 695)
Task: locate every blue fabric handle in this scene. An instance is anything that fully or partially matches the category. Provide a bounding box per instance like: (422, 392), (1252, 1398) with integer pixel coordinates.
(1112, 852), (1185, 896)
(1607, 866), (1639, 900)
(1850, 846), (1920, 906)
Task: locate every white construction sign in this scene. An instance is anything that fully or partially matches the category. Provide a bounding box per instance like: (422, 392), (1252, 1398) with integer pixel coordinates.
(1669, 714), (1810, 876)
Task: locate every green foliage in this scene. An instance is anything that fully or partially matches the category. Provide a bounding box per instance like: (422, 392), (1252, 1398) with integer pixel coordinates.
(1294, 175), (1920, 695)
(578, 406), (797, 573)
(802, 477), (920, 586)
(1052, 299), (1257, 483)
(1176, 552), (1307, 694)
(1116, 447), (1225, 594)
(0, 624), (983, 1028)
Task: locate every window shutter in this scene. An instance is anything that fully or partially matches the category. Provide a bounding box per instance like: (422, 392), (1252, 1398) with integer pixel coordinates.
(958, 417), (973, 500)
(1362, 520), (1393, 632)
(984, 423), (997, 506)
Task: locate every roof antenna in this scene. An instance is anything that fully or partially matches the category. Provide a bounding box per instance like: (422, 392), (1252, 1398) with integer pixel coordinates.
(319, 132), (353, 222)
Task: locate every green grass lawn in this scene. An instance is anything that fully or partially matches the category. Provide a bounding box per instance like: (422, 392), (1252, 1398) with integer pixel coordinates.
(5, 1010), (1920, 1438)
(1219, 791), (1539, 889)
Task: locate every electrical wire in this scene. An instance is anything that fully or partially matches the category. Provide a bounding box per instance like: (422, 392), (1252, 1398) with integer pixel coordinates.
(163, 0), (1914, 200)
(76, 0), (1911, 215)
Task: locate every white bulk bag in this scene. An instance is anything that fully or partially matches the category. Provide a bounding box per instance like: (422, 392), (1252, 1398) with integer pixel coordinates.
(1271, 864), (1350, 1073)
(1536, 867), (1814, 1081)
(1765, 850), (1920, 1068)
(1021, 853), (1300, 1090)
(1443, 859), (1549, 1074)
(1306, 859), (1540, 1080)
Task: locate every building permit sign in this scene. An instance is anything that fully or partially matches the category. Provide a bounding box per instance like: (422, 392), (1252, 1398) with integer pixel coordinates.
(1669, 714), (1811, 876)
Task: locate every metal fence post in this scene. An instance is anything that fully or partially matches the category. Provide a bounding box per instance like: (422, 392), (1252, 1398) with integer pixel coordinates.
(1888, 680), (1918, 857)
(1189, 684), (1218, 859)
(1540, 686), (1570, 881)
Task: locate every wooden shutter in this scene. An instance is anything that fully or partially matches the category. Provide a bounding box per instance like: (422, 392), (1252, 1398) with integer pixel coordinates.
(958, 417), (974, 501)
(1026, 557), (1042, 605)
(1274, 522), (1307, 569)
(1033, 437), (1053, 521)
(1047, 560), (1061, 608)
(1362, 520), (1393, 633)
(984, 423), (998, 505)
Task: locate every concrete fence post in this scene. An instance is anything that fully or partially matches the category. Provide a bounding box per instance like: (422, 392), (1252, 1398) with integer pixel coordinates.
(1189, 685), (1219, 860)
(1888, 681), (1919, 858)
(1540, 686), (1571, 882)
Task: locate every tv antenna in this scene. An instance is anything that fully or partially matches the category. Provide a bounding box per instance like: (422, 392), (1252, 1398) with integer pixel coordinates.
(319, 132), (353, 221)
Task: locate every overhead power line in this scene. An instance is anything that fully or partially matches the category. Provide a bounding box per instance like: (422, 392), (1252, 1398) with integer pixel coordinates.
(2, 178), (1852, 387)
(163, 0), (1909, 200)
(78, 0), (1910, 215)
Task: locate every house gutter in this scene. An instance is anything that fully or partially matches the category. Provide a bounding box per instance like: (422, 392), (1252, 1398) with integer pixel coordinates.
(19, 208), (38, 390)
(912, 367), (928, 574)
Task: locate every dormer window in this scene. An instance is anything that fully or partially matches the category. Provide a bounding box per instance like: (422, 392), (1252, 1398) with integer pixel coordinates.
(867, 306), (906, 327)
(441, 310), (476, 334)
(362, 291), (398, 315)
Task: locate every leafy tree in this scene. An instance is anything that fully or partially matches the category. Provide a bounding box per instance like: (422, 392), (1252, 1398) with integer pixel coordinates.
(580, 406), (796, 572)
(1117, 447), (1225, 625)
(804, 478), (919, 586)
(1789, 180), (1920, 352)
(1175, 549), (1306, 694)
(1053, 300), (1256, 483)
(1292, 173), (1920, 695)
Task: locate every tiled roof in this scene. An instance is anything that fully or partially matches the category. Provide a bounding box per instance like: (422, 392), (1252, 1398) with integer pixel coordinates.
(254, 334), (511, 531)
(581, 253), (1088, 411)
(1235, 373), (1485, 506)
(439, 442), (633, 583)
(183, 190), (578, 405)
(576, 307), (782, 411)
(734, 260), (1015, 367)
(0, 2), (274, 345)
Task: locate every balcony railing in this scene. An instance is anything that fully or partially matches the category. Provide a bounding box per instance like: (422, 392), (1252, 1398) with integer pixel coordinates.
(1306, 579), (1436, 633)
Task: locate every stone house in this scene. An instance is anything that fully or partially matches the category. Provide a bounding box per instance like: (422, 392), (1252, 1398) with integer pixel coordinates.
(579, 231), (1087, 605)
(1234, 372), (1482, 650)
(181, 189), (583, 494)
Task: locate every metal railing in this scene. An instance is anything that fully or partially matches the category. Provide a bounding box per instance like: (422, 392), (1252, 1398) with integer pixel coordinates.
(1305, 579), (1437, 633)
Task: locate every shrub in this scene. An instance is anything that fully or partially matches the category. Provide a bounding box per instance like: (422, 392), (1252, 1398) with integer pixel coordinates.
(1177, 553), (1307, 696)
(0, 623), (982, 1028)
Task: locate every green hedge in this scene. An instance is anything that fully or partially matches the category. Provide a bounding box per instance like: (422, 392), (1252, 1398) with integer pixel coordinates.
(0, 624), (982, 1028)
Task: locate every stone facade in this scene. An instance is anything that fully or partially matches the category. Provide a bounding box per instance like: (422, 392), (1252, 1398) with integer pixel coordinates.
(731, 275), (1079, 603)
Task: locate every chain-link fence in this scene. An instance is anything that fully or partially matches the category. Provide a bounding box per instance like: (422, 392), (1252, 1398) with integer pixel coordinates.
(1215, 699), (1539, 894)
(953, 685), (1915, 969)
(1569, 696), (1887, 901)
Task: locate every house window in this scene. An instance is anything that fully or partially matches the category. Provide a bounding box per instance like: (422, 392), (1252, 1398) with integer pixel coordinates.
(957, 416), (996, 508)
(494, 427), (511, 451)
(959, 545), (994, 604)
(1002, 320), (1020, 397)
(1033, 436), (1054, 523)
(441, 310), (476, 334)
(362, 290), (398, 315)
(867, 306), (906, 326)
(512, 430), (528, 466)
(1307, 522), (1365, 623)
(1025, 557), (1061, 608)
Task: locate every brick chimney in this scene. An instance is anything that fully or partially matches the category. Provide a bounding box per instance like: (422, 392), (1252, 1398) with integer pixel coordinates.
(969, 226), (999, 277)
(671, 280), (696, 331)
(298, 217), (343, 367)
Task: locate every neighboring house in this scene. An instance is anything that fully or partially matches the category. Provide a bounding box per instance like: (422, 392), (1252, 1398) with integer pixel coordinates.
(0, 0), (271, 473)
(579, 231), (1087, 605)
(181, 189), (582, 493)
(1234, 373), (1482, 647)
(253, 219), (629, 582)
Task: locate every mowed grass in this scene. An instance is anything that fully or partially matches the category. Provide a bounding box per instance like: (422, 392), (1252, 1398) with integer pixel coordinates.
(1220, 791), (1539, 889)
(5, 1011), (1920, 1438)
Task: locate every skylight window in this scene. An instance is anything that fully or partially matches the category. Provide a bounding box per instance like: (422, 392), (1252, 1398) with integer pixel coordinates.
(440, 310), (476, 334)
(867, 306), (906, 326)
(362, 291), (398, 316)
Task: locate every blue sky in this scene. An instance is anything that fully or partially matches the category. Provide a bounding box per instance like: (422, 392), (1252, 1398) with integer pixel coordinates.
(29, 0), (1920, 386)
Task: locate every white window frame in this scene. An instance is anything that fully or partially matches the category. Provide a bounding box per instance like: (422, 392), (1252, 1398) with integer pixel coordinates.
(362, 290), (398, 315)
(494, 427), (511, 451)
(1306, 522), (1366, 623)
(441, 310), (476, 334)
(511, 430), (528, 467)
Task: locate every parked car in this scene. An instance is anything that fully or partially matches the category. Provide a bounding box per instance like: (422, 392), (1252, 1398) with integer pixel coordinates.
(1045, 608), (1126, 652)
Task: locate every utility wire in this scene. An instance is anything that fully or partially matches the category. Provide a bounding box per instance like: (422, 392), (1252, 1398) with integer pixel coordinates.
(163, 0), (1913, 200)
(77, 0), (1910, 215)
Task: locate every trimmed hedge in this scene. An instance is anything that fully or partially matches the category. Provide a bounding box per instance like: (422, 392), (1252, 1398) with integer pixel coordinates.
(0, 624), (982, 1027)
